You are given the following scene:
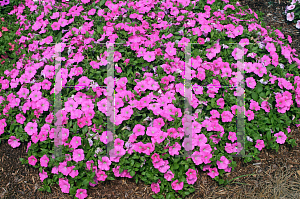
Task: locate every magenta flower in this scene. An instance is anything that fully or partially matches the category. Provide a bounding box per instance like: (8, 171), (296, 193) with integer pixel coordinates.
(265, 42), (276, 53)
(75, 189), (88, 199)
(245, 110), (255, 121)
(255, 139), (265, 151)
(8, 136), (21, 148)
(28, 155), (37, 166)
(59, 178), (70, 193)
(98, 156), (111, 171)
(40, 154), (49, 167)
(246, 77), (256, 89)
(39, 170), (48, 182)
(232, 47), (244, 60)
(164, 170), (175, 181)
(70, 136), (82, 149)
(143, 51), (156, 62)
(73, 149), (85, 162)
(133, 124), (145, 136)
(228, 132), (237, 142)
(274, 131), (287, 144)
(24, 122), (38, 136)
(207, 167), (219, 178)
(221, 111), (234, 122)
(217, 156), (230, 169)
(151, 182), (160, 194)
(51, 22), (61, 31)
(96, 170), (107, 181)
(171, 180), (184, 191)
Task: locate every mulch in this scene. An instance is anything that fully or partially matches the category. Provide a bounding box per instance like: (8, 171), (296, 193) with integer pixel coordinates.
(1, 0), (300, 198)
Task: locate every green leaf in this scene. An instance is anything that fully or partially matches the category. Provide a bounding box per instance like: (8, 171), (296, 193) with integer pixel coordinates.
(45, 186), (51, 193)
(252, 92), (258, 101)
(166, 193), (175, 199)
(130, 171), (135, 177)
(256, 83), (263, 93)
(267, 131), (271, 141)
(99, 0), (105, 7)
(69, 187), (76, 195)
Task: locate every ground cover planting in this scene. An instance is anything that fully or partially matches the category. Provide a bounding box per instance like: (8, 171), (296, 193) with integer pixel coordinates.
(0, 0), (300, 198)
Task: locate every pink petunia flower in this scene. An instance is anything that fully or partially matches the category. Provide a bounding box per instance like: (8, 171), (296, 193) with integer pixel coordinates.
(246, 77), (256, 89)
(75, 189), (88, 199)
(98, 156), (111, 171)
(59, 178), (70, 193)
(255, 139), (265, 151)
(171, 180), (184, 191)
(151, 182), (160, 194)
(217, 156), (230, 169)
(51, 22), (61, 31)
(40, 154), (50, 167)
(72, 149), (85, 162)
(274, 131), (287, 144)
(287, 12), (295, 21)
(70, 136), (82, 149)
(39, 170), (48, 182)
(8, 136), (21, 148)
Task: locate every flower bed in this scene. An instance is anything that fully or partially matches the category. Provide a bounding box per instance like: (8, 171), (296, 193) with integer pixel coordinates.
(0, 0), (300, 198)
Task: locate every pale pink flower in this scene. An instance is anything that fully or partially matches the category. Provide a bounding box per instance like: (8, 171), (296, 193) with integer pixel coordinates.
(287, 4), (296, 10)
(287, 12), (295, 21)
(296, 20), (300, 29)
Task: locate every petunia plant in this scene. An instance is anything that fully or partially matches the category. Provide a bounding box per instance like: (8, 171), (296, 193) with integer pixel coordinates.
(0, 0), (300, 198)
